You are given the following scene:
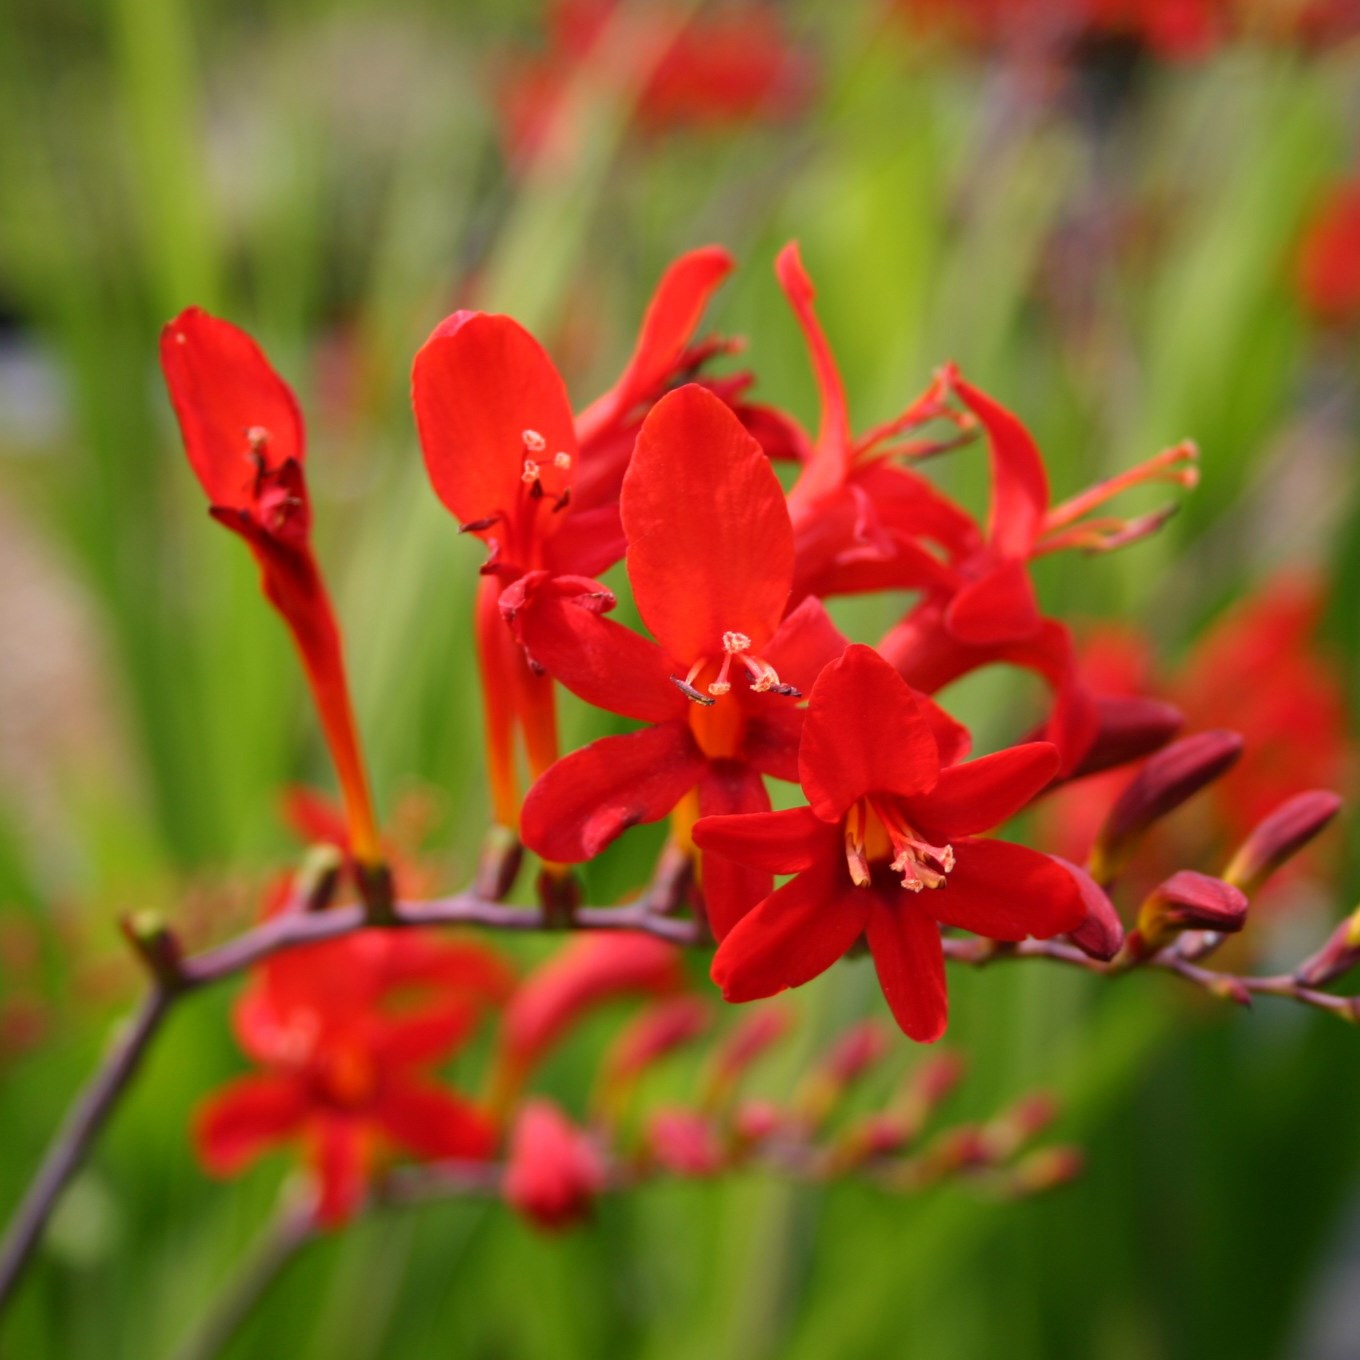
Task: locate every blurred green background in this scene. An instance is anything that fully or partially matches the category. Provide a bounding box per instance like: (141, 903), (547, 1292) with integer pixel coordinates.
(2, 0), (1360, 1355)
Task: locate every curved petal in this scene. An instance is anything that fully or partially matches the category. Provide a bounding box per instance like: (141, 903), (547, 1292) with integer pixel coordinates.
(622, 385), (794, 660)
(161, 309), (306, 510)
(698, 760), (774, 940)
(954, 377), (1049, 557)
(373, 1079), (497, 1162)
(504, 575), (687, 724)
(865, 900), (948, 1043)
(577, 245), (735, 441)
(799, 645), (940, 821)
(521, 722), (705, 861)
(194, 1075), (310, 1175)
(711, 859), (870, 1003)
(544, 502), (627, 579)
(373, 1005), (482, 1065)
(917, 693), (972, 767)
(309, 1116), (370, 1226)
(692, 805), (837, 874)
(944, 558), (1042, 646)
(740, 701), (805, 783)
(776, 242), (850, 485)
(904, 742), (1060, 840)
(412, 312), (576, 529)
(927, 838), (1085, 941)
(762, 595), (847, 693)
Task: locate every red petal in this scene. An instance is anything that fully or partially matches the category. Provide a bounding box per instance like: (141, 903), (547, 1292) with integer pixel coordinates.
(710, 859), (869, 1002)
(865, 901), (948, 1043)
(576, 246), (734, 441)
(927, 839), (1085, 940)
(917, 693), (972, 766)
(944, 558), (1042, 646)
(692, 805), (837, 873)
(309, 1117), (370, 1226)
(412, 312), (576, 529)
(904, 742), (1059, 840)
(504, 574), (687, 724)
(954, 378), (1050, 558)
(373, 1006), (481, 1064)
(740, 701), (805, 783)
(373, 1079), (497, 1162)
(798, 644), (940, 821)
(194, 1075), (309, 1175)
(697, 761), (774, 941)
(622, 384), (794, 661)
(160, 309), (305, 511)
(775, 242), (851, 480)
(761, 595), (847, 693)
(521, 721), (705, 861)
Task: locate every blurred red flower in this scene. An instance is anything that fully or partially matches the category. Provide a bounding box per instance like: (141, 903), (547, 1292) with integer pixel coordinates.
(499, 0), (811, 166)
(503, 1098), (606, 1231)
(1298, 179), (1360, 329)
(196, 929), (512, 1225)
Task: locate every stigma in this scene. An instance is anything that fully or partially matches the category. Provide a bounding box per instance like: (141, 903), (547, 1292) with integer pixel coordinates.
(674, 630), (801, 702)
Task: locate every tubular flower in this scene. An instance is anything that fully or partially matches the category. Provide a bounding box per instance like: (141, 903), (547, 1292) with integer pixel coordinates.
(161, 310), (383, 875)
(514, 384), (850, 935)
(195, 929), (513, 1225)
(412, 246), (733, 830)
(695, 645), (1083, 1041)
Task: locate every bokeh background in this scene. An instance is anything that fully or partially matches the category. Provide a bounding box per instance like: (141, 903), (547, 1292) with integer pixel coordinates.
(3, 0), (1360, 1355)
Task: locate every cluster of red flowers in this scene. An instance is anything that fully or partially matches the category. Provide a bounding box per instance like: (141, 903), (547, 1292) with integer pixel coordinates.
(158, 235), (1349, 1233)
(497, 0), (811, 167)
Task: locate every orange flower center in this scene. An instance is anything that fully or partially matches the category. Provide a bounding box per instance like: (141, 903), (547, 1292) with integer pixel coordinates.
(844, 797), (955, 893)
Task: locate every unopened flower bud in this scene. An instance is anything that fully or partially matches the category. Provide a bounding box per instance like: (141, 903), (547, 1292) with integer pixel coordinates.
(1061, 695), (1185, 781)
(1010, 1146), (1084, 1195)
(703, 1005), (794, 1109)
(1222, 790), (1343, 895)
(984, 1092), (1058, 1160)
(1054, 857), (1124, 961)
(1294, 904), (1360, 987)
(601, 997), (709, 1097)
(504, 1099), (606, 1232)
(645, 1109), (724, 1177)
(1089, 731), (1244, 884)
(732, 1099), (782, 1147)
(476, 825), (524, 902)
(1125, 870), (1248, 960)
(798, 1019), (893, 1126)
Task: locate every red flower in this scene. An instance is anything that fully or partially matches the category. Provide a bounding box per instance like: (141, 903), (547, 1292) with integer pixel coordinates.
(195, 929), (511, 1225)
(695, 645), (1083, 1041)
(1298, 179), (1360, 329)
(514, 384), (851, 934)
(412, 247), (733, 830)
(503, 1098), (606, 1232)
(499, 0), (811, 168)
(161, 311), (383, 871)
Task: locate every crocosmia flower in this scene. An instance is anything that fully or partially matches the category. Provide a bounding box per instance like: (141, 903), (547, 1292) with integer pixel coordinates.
(161, 310), (383, 874)
(695, 645), (1083, 1041)
(515, 383), (846, 934)
(1298, 178), (1360, 329)
(195, 929), (512, 1224)
(412, 248), (733, 832)
(503, 1098), (606, 1232)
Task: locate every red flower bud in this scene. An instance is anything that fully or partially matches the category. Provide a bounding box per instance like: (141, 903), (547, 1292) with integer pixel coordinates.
(1060, 694), (1184, 781)
(645, 1109), (725, 1177)
(1125, 870), (1248, 960)
(1053, 857), (1125, 962)
(1223, 790), (1343, 895)
(1294, 905), (1360, 988)
(602, 997), (710, 1091)
(1090, 731), (1244, 883)
(504, 1100), (606, 1232)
